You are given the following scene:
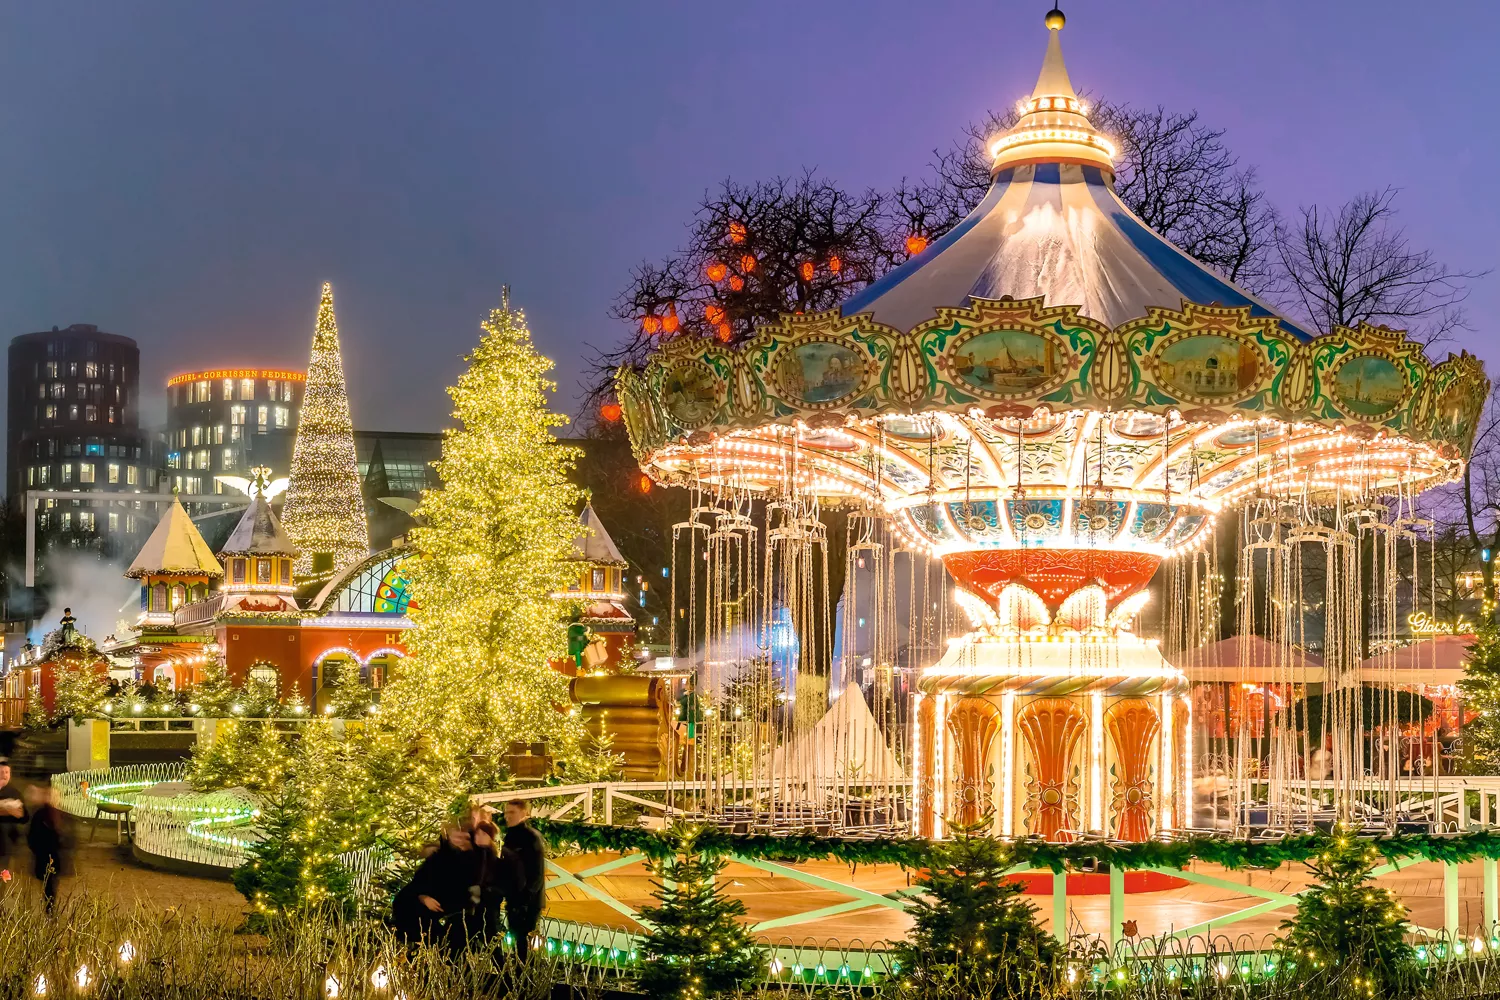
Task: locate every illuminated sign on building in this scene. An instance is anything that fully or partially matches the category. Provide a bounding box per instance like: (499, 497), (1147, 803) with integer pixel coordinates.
(1407, 611), (1474, 636)
(166, 369), (307, 387)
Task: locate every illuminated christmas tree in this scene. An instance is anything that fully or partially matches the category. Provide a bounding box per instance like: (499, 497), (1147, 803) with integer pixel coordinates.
(281, 281), (370, 577)
(383, 296), (585, 791)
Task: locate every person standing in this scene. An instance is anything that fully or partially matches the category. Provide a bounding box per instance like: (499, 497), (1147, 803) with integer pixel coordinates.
(25, 785), (70, 913)
(501, 799), (546, 962)
(391, 822), (478, 950)
(0, 759), (27, 879)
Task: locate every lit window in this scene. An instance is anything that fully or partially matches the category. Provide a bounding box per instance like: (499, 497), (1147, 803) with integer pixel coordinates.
(45, 362), (57, 378)
(127, 466), (138, 485)
(76, 383), (86, 398)
(69, 405), (79, 421)
(38, 467), (50, 484)
(592, 568), (605, 591)
(230, 425), (242, 443)
(171, 584), (186, 609)
(79, 463), (94, 484)
(126, 516), (136, 532)
(61, 511), (72, 530)
(274, 406), (288, 428)
(51, 383), (64, 399)
(233, 559), (246, 584)
(84, 362), (98, 378)
(230, 405), (246, 425)
(215, 425), (224, 443)
(43, 405), (57, 420)
(107, 407), (115, 423)
(258, 405), (268, 428)
(61, 464), (72, 483)
(108, 512), (118, 531)
(257, 559), (272, 584)
(222, 448), (236, 470)
(85, 405), (97, 422)
(197, 380), (210, 402)
(241, 378), (255, 399)
(108, 463), (119, 483)
(28, 468), (34, 486)
(283, 382), (294, 402)
(192, 426), (202, 446)
(223, 378), (234, 400)
(80, 512), (94, 531)
(197, 448), (210, 469)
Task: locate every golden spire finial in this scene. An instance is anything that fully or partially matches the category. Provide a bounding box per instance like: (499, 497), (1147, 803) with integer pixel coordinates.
(988, 8), (1114, 173)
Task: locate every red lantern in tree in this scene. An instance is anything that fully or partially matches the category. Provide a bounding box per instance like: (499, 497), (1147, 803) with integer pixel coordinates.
(705, 261), (728, 282)
(905, 234), (929, 256)
(799, 261), (816, 281)
(704, 304), (726, 326)
(636, 473), (653, 494)
(642, 315), (662, 335)
(661, 305), (680, 335)
(600, 402), (623, 423)
(715, 323), (733, 342)
(728, 275), (745, 291)
(827, 255), (843, 274)
(727, 221), (747, 244)
(739, 254), (757, 273)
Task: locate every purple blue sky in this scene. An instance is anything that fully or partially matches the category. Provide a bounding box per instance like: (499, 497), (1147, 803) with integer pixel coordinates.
(0, 1), (1494, 436)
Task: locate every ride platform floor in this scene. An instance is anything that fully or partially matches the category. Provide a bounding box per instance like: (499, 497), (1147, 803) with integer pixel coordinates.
(546, 854), (1488, 946)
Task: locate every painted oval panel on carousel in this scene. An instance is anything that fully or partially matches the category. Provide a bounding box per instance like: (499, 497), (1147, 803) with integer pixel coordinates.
(1331, 354), (1406, 420)
(661, 363), (721, 428)
(948, 329), (1063, 398)
(775, 340), (864, 407)
(1154, 335), (1260, 401)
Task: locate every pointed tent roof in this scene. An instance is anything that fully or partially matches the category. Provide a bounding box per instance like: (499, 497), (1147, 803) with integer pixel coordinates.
(221, 495), (297, 558)
(126, 496), (224, 579)
(839, 8), (1315, 341)
(766, 685), (904, 784)
(572, 503), (626, 566)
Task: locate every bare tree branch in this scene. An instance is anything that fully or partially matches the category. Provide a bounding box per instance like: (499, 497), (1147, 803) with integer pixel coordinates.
(1271, 187), (1486, 343)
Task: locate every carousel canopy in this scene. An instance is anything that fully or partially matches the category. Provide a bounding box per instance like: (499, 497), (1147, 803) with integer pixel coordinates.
(841, 13), (1313, 340)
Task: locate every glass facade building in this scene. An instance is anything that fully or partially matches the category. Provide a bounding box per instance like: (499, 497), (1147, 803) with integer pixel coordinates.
(163, 367), (305, 495)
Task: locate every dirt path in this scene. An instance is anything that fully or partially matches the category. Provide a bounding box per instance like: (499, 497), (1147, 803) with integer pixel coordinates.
(19, 823), (248, 920)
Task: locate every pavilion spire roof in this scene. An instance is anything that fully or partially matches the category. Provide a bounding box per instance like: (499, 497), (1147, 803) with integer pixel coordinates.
(126, 494), (224, 579)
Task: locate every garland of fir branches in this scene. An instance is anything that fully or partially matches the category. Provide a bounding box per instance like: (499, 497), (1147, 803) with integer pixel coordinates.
(532, 820), (1500, 872)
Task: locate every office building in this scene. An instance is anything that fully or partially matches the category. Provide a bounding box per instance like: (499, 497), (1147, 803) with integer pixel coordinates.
(163, 368), (306, 494)
(7, 325), (154, 558)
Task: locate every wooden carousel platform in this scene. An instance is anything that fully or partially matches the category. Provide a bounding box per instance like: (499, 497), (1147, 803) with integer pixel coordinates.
(543, 852), (1492, 947)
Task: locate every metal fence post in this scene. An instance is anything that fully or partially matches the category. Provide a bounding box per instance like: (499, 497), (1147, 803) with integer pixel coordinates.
(1445, 862), (1460, 936)
(1109, 866), (1124, 953)
(1486, 857), (1498, 928)
(1053, 870), (1067, 944)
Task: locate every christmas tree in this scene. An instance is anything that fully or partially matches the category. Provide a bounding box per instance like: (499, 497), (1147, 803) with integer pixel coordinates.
(280, 281), (370, 578)
(636, 833), (766, 999)
(1458, 620), (1500, 773)
(232, 776), (354, 928)
(190, 654), (235, 717)
(49, 658), (109, 723)
(382, 297), (585, 806)
(1278, 825), (1414, 994)
(891, 821), (1059, 998)
(321, 661), (376, 719)
(187, 719), (292, 792)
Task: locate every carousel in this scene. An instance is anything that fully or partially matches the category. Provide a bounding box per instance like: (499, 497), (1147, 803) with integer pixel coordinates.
(616, 6), (1487, 849)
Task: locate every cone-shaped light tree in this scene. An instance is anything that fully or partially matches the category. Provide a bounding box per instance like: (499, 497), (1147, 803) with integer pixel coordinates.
(281, 282), (370, 577)
(383, 297), (585, 788)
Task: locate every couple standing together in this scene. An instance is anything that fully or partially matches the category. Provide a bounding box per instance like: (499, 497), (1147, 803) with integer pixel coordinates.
(393, 798), (546, 960)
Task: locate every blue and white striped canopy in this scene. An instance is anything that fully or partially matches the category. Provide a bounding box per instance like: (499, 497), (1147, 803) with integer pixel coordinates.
(841, 162), (1313, 342)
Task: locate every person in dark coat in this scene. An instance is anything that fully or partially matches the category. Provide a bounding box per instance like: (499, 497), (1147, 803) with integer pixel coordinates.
(25, 785), (70, 913)
(501, 799), (546, 962)
(391, 822), (479, 949)
(0, 759), (27, 877)
(469, 817), (522, 945)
